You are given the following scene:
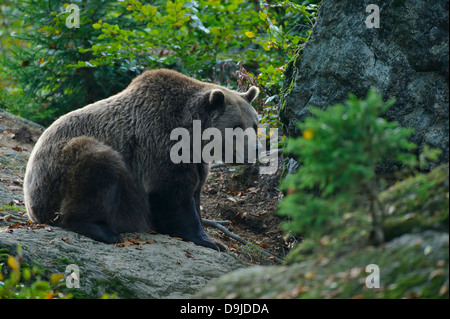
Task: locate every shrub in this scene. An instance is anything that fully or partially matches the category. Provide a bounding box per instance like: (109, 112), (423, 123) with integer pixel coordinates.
(0, 0), (319, 126)
(278, 88), (418, 245)
(0, 0), (140, 125)
(0, 246), (70, 299)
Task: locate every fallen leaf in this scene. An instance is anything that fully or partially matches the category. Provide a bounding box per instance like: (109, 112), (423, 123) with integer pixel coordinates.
(304, 272), (316, 279)
(13, 179), (23, 187)
(185, 251), (195, 258)
(116, 237), (154, 248)
(5, 186), (22, 191)
(7, 222), (23, 229)
(61, 237), (69, 244)
(319, 235), (331, 246)
(428, 269), (445, 280)
(9, 199), (24, 206)
(350, 267), (362, 278)
(227, 196), (237, 203)
(0, 214), (12, 221)
(439, 283), (448, 296)
(115, 240), (133, 247)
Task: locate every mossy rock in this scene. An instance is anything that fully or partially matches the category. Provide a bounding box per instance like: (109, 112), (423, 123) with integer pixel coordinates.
(381, 164), (449, 240)
(197, 231), (449, 299)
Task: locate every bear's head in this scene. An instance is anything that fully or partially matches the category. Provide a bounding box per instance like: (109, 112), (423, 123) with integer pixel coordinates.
(202, 86), (261, 164)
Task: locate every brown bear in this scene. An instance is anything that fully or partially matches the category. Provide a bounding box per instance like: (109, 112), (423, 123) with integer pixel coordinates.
(23, 69), (259, 250)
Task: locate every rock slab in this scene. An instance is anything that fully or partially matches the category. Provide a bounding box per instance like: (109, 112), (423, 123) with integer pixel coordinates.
(0, 211), (244, 298)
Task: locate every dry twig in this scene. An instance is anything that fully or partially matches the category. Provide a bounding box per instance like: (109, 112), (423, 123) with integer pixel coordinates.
(202, 218), (283, 263)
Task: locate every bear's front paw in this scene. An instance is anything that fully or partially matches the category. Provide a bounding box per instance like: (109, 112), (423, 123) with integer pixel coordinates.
(192, 236), (226, 252)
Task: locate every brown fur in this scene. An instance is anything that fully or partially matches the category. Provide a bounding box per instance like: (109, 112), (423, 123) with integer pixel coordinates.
(24, 69), (259, 249)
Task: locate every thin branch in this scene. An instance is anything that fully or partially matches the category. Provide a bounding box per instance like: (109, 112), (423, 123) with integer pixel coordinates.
(201, 219), (230, 226)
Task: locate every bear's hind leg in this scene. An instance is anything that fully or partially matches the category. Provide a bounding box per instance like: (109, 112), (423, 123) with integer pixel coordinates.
(58, 136), (135, 243)
(60, 173), (124, 244)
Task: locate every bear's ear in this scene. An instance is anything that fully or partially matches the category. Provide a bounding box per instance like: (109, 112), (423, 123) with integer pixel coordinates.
(207, 89), (225, 111)
(243, 86), (259, 103)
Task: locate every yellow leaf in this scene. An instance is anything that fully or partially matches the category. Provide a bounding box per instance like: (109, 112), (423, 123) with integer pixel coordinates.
(45, 292), (54, 299)
(50, 273), (65, 286)
(92, 23), (102, 29)
(302, 128), (315, 140)
(304, 272), (316, 279)
(245, 31), (255, 38)
(22, 268), (31, 280)
(8, 256), (20, 271)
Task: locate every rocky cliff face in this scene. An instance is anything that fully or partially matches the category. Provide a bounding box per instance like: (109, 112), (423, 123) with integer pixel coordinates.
(280, 0), (449, 169)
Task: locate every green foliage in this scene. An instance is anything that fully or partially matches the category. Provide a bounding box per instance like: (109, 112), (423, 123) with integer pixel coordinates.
(0, 246), (70, 299)
(0, 0), (319, 126)
(0, 0), (138, 125)
(278, 88), (418, 243)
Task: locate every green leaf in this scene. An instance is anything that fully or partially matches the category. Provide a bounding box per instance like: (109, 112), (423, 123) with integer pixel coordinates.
(259, 11), (268, 21)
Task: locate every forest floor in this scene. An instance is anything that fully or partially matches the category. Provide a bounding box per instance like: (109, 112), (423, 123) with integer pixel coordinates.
(0, 110), (288, 266)
(201, 160), (293, 265)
